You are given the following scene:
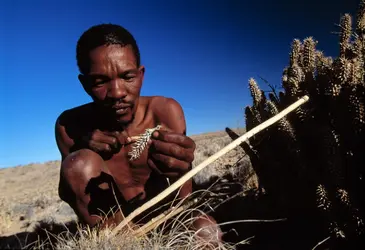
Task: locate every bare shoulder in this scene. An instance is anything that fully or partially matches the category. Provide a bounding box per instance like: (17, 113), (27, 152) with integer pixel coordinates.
(55, 103), (95, 159)
(145, 96), (186, 135)
(56, 103), (94, 128)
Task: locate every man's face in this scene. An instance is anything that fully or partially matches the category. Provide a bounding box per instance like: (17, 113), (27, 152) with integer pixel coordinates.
(80, 44), (144, 125)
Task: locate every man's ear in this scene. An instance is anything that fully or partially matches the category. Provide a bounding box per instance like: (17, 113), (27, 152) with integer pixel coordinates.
(78, 74), (92, 96)
(139, 65), (145, 81)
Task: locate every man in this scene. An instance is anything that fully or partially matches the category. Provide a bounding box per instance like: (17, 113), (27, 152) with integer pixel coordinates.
(55, 24), (222, 241)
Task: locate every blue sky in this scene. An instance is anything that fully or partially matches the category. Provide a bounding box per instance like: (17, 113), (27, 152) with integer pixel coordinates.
(0, 0), (360, 167)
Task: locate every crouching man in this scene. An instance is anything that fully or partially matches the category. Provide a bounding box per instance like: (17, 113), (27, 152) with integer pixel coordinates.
(55, 23), (222, 243)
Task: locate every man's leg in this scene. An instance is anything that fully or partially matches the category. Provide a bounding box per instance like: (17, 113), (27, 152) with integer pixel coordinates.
(192, 214), (223, 244)
(58, 149), (124, 228)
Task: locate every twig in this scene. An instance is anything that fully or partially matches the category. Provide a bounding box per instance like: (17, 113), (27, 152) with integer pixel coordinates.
(311, 236), (331, 250)
(110, 95), (310, 237)
(258, 74), (282, 101)
(132, 198), (199, 237)
(217, 218), (286, 227)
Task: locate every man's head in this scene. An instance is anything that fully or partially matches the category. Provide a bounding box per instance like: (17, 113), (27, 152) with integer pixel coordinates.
(76, 23), (145, 126)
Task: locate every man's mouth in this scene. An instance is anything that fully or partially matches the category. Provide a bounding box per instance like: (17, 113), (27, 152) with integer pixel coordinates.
(111, 104), (132, 115)
(115, 106), (130, 115)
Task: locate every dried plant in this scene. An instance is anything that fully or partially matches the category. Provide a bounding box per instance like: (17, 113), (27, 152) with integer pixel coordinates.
(242, 1), (365, 247)
(128, 125), (162, 161)
(18, 189), (253, 250)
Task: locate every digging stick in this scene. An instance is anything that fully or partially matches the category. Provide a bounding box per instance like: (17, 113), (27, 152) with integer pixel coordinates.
(110, 95), (310, 237)
(132, 198), (199, 237)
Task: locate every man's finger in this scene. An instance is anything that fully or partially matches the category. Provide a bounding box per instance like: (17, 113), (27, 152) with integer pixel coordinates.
(90, 141), (112, 152)
(151, 130), (195, 149)
(150, 139), (194, 162)
(150, 153), (190, 173)
(94, 132), (118, 146)
(113, 131), (133, 145)
(129, 136), (140, 143)
(147, 159), (163, 175)
(148, 159), (181, 178)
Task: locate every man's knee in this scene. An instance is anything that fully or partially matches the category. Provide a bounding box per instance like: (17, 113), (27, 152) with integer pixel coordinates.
(61, 149), (104, 176)
(58, 149), (105, 200)
(192, 214), (223, 244)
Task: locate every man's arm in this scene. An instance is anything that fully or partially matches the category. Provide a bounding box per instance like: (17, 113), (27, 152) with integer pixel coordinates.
(153, 97), (194, 199)
(55, 106), (128, 160)
(55, 113), (75, 161)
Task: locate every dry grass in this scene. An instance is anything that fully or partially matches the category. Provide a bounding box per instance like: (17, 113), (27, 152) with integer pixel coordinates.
(191, 128), (257, 190)
(0, 211), (13, 235)
(2, 189), (255, 250)
(48, 201), (251, 250)
(0, 161), (77, 238)
(0, 129), (258, 249)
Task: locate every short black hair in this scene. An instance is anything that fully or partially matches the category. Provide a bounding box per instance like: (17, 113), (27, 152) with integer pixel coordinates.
(76, 23), (141, 74)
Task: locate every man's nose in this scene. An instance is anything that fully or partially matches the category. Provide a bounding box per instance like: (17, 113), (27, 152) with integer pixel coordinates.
(108, 79), (127, 99)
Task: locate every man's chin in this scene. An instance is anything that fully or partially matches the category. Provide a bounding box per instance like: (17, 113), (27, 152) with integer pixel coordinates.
(115, 114), (134, 126)
(116, 118), (131, 125)
(96, 105), (134, 127)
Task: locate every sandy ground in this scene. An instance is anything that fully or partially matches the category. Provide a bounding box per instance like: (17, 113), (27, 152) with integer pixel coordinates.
(0, 128), (254, 239)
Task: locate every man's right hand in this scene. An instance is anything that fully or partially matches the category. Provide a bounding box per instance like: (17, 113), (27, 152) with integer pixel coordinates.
(82, 130), (131, 153)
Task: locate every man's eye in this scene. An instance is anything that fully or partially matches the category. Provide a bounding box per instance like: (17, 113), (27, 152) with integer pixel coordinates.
(92, 80), (106, 87)
(124, 75), (136, 81)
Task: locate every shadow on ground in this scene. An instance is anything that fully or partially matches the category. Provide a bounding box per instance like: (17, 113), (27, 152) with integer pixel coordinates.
(0, 220), (79, 249)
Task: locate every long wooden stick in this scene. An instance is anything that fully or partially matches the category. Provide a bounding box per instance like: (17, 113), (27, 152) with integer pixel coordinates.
(132, 198), (199, 237)
(110, 95), (310, 237)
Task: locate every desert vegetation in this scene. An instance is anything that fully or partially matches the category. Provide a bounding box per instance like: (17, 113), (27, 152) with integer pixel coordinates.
(1, 1), (364, 249)
(235, 1), (364, 248)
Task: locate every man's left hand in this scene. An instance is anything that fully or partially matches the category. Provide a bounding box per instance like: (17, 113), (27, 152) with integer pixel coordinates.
(147, 130), (195, 178)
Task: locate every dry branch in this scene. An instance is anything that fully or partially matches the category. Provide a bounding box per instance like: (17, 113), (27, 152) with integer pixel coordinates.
(110, 95), (310, 237)
(132, 198), (199, 237)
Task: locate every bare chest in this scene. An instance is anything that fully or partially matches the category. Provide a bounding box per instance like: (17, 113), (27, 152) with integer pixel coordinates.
(106, 139), (151, 182)
(104, 123), (162, 187)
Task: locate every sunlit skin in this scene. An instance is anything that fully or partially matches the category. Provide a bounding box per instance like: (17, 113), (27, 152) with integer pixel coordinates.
(55, 44), (222, 242)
